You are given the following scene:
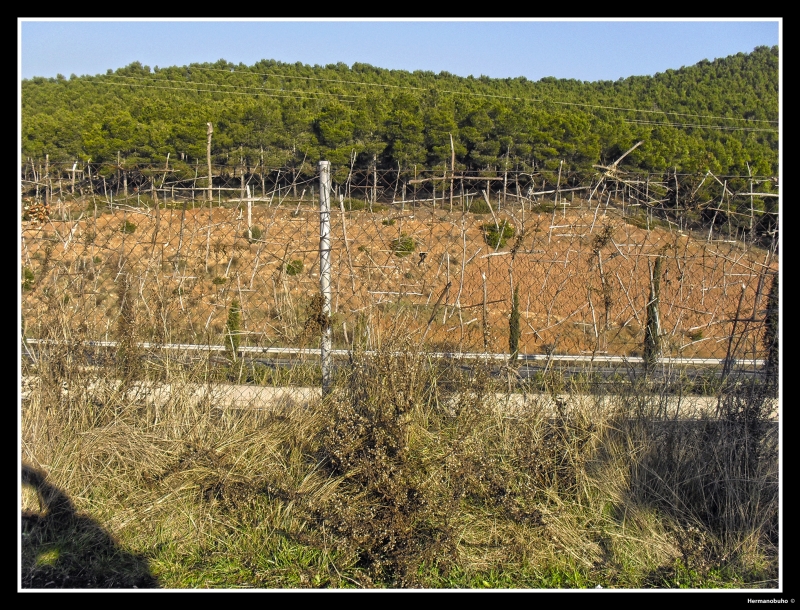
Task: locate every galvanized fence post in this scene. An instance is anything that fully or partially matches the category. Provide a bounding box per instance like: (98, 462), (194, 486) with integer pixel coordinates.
(318, 161), (332, 394)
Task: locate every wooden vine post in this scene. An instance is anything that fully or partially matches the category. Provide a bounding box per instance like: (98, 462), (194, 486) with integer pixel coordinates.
(449, 133), (455, 212)
(44, 154), (49, 205)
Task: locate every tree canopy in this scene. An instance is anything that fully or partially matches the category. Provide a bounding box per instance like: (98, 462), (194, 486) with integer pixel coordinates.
(22, 47), (779, 179)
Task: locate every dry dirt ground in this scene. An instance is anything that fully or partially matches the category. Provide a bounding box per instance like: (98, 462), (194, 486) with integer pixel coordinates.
(21, 197), (776, 360)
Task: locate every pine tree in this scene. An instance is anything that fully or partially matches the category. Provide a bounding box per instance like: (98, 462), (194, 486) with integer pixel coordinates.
(509, 285), (520, 364)
(643, 256), (663, 373)
(226, 299), (241, 362)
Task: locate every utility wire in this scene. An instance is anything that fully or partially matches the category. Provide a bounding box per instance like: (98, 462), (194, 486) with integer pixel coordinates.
(88, 80), (357, 102)
(89, 77), (776, 133)
(184, 64), (778, 125)
(623, 119), (777, 133)
(106, 73), (362, 99)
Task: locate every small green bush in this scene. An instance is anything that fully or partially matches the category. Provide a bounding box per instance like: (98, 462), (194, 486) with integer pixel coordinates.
(391, 234), (416, 257)
(341, 199), (386, 213)
(244, 226), (263, 241)
(225, 300), (242, 362)
(687, 329), (704, 341)
(469, 199), (491, 214)
(285, 259), (304, 276)
(22, 267), (35, 291)
(624, 214), (649, 230)
(382, 218), (396, 226)
(120, 220), (137, 234)
(342, 198), (366, 211)
(212, 276), (227, 285)
(482, 221), (515, 249)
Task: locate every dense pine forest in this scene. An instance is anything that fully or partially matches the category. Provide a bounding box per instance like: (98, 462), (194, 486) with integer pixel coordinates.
(22, 46), (778, 180)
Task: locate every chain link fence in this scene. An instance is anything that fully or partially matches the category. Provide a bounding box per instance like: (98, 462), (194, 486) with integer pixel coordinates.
(326, 166), (777, 363)
(21, 161), (779, 397)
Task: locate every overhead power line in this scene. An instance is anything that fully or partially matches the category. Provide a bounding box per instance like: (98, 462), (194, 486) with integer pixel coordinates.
(183, 64), (778, 125)
(89, 78), (357, 102)
(106, 73), (362, 99)
(623, 119), (778, 133)
(84, 77), (779, 133)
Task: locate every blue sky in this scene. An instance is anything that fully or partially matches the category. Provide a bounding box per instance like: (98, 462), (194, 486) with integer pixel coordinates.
(19, 19), (780, 83)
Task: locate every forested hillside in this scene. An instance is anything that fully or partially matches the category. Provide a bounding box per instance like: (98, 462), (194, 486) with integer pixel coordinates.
(22, 46), (778, 179)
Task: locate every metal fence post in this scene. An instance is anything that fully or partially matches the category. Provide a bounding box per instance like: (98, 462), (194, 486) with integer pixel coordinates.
(319, 161), (332, 394)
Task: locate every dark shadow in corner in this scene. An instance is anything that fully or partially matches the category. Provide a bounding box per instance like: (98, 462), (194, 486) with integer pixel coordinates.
(21, 463), (158, 589)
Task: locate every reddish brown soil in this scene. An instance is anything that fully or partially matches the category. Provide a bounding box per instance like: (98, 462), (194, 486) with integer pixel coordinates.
(21, 199), (776, 360)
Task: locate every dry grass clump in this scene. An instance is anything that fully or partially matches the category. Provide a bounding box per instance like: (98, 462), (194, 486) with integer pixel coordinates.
(312, 345), (462, 586)
(583, 375), (779, 587)
(308, 337), (620, 587)
(21, 298), (778, 588)
(21, 322), (335, 588)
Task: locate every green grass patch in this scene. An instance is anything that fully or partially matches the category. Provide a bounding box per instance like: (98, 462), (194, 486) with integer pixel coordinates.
(340, 198), (388, 213)
(390, 234), (416, 257)
(468, 199), (491, 214)
(482, 221), (515, 249)
(244, 226), (263, 241)
(22, 267), (35, 291)
(285, 259), (304, 276)
(120, 220), (137, 234)
(687, 328), (704, 341)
